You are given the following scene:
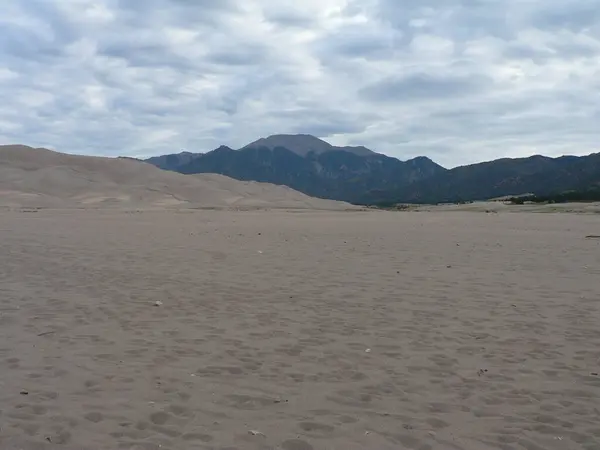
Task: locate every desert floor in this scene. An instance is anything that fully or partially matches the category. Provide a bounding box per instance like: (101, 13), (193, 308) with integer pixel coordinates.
(1, 208), (600, 450)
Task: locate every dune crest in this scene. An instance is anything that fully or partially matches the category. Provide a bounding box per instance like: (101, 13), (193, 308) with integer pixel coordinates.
(0, 145), (356, 210)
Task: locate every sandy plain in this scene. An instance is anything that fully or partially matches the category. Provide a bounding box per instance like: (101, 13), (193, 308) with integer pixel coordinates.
(1, 208), (600, 450)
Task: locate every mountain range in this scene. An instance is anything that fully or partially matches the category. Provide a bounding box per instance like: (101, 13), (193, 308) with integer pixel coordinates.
(145, 134), (600, 205)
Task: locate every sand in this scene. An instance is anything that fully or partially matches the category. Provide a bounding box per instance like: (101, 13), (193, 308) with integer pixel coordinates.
(0, 145), (355, 211)
(410, 201), (600, 215)
(1, 208), (600, 450)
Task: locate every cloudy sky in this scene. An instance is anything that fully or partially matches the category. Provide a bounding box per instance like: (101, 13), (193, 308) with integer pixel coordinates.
(1, 0), (598, 167)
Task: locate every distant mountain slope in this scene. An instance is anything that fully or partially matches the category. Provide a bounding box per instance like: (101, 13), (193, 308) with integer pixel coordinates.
(144, 134), (599, 205)
(144, 134), (445, 203)
(145, 151), (201, 171)
(173, 145), (445, 202)
(0, 145), (356, 210)
(243, 134), (375, 157)
(375, 153), (600, 205)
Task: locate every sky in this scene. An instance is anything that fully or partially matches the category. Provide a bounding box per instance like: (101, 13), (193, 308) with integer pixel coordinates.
(0, 0), (599, 167)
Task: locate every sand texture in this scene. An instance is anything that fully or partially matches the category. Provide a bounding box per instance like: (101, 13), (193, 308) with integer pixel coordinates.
(1, 209), (600, 450)
(0, 145), (354, 211)
(408, 201), (600, 215)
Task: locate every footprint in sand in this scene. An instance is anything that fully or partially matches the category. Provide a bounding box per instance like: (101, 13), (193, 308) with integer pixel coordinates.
(149, 411), (171, 425)
(298, 421), (335, 435)
(84, 412), (104, 423)
(281, 439), (315, 450)
(181, 432), (214, 443)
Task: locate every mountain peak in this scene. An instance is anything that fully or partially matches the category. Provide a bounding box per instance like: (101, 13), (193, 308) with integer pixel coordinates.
(242, 134), (375, 157)
(242, 134), (333, 157)
(404, 156), (447, 172)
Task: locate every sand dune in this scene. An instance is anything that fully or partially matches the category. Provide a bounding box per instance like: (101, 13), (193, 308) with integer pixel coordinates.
(0, 145), (355, 210)
(2, 144), (600, 449)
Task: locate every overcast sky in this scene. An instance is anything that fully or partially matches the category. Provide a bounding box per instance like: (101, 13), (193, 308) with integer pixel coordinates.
(1, 0), (598, 167)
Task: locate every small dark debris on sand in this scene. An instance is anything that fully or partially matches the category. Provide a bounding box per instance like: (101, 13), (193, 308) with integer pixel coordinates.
(37, 330), (55, 337)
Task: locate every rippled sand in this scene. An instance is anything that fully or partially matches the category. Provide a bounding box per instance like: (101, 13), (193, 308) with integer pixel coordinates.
(1, 209), (599, 449)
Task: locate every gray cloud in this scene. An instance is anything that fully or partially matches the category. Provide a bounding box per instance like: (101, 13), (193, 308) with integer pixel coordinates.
(0, 0), (598, 166)
(531, 1), (600, 32)
(312, 22), (395, 60)
(263, 6), (316, 28)
(207, 43), (270, 67)
(359, 73), (492, 102)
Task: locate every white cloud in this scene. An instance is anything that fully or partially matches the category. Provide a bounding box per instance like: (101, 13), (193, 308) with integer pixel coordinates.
(0, 0), (598, 166)
(0, 67), (18, 81)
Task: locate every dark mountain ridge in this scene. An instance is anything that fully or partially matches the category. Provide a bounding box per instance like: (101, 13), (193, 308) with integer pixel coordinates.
(145, 151), (199, 171)
(174, 145), (444, 202)
(143, 134), (600, 205)
(373, 152), (600, 205)
(243, 134), (375, 157)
